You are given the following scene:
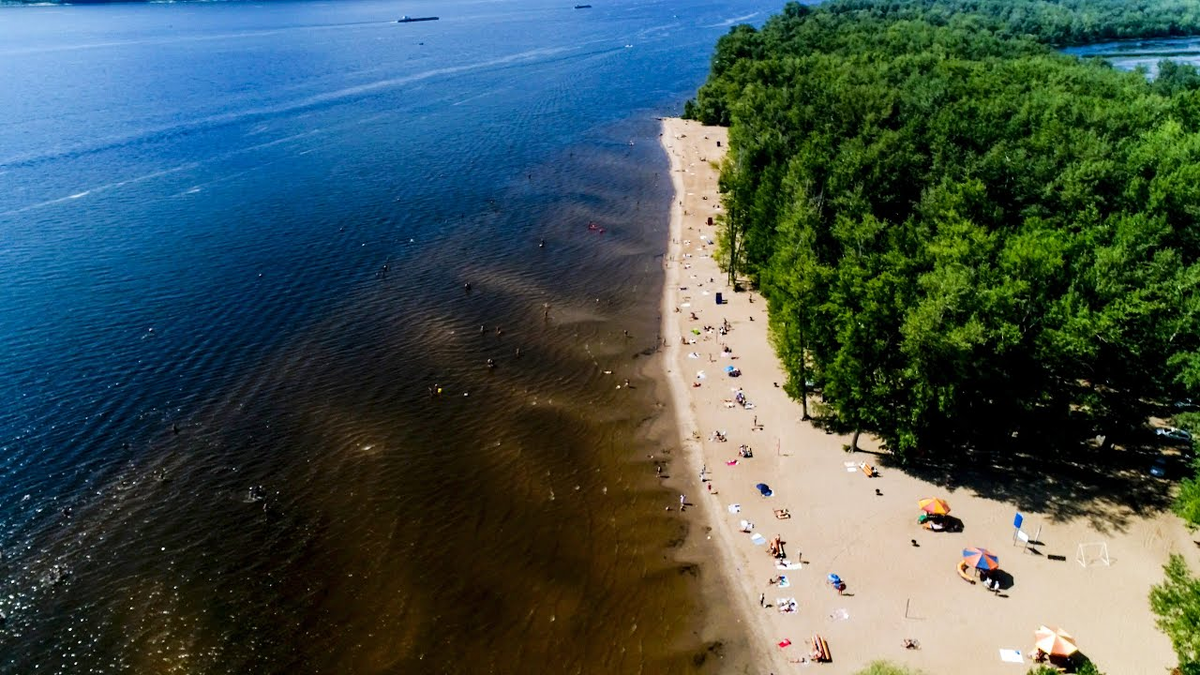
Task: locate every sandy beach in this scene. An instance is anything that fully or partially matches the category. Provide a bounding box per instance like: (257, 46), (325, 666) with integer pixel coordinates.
(659, 117), (1199, 674)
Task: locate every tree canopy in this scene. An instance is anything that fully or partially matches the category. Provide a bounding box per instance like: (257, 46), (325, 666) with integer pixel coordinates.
(685, 0), (1200, 459)
(1150, 554), (1200, 672)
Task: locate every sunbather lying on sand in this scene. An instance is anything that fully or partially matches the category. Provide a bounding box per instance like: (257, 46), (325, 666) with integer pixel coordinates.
(774, 509), (791, 519)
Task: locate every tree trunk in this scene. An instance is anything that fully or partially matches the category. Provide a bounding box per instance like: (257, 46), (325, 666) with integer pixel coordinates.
(851, 427), (861, 453)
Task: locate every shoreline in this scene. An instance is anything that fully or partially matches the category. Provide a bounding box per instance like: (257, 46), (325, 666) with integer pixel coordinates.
(660, 119), (791, 674)
(657, 118), (1193, 674)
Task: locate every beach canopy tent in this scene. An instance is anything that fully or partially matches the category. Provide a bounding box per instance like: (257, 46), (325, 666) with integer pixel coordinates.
(962, 547), (999, 571)
(918, 497), (951, 515)
(1034, 626), (1078, 657)
(756, 483), (773, 497)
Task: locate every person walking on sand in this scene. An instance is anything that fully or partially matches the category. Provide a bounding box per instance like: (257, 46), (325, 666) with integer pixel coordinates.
(679, 494), (686, 510)
(759, 593), (765, 608)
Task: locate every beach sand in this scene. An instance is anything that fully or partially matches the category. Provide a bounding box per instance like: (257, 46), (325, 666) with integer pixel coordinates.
(659, 117), (1199, 674)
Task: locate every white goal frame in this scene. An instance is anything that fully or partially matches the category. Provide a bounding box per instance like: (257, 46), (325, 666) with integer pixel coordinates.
(1076, 542), (1110, 567)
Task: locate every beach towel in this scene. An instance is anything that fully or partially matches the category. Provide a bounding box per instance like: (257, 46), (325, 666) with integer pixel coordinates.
(998, 649), (1024, 664)
(739, 520), (754, 532)
(778, 575), (790, 588)
(726, 504), (741, 514)
(725, 460), (738, 466)
(776, 561), (803, 570)
(687, 352), (700, 359)
(777, 639), (792, 648)
(750, 533), (767, 546)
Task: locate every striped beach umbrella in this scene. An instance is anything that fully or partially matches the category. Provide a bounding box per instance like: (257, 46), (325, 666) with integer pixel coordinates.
(918, 497), (951, 515)
(962, 547), (999, 571)
(1034, 626), (1077, 657)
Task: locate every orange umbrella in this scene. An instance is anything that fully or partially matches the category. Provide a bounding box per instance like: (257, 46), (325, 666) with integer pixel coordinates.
(962, 547), (999, 571)
(918, 498), (951, 515)
(1034, 626), (1077, 656)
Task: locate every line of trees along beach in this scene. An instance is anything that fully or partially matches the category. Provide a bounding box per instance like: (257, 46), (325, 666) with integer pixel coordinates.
(685, 0), (1200, 671)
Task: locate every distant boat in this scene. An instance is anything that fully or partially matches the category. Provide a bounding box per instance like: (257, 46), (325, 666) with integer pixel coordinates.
(397, 15), (439, 23)
(574, 4), (592, 8)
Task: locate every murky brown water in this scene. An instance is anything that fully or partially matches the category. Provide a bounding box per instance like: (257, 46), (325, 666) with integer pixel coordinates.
(3, 127), (750, 674)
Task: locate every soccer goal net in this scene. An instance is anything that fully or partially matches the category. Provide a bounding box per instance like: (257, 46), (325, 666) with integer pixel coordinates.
(1076, 542), (1110, 567)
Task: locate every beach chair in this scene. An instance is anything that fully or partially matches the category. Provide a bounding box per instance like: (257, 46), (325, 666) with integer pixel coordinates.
(809, 634), (831, 662)
(859, 463), (878, 477)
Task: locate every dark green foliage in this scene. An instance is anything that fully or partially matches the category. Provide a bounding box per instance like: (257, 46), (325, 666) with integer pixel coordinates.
(1150, 555), (1200, 668)
(692, 0), (1200, 462)
(1175, 457), (1200, 527)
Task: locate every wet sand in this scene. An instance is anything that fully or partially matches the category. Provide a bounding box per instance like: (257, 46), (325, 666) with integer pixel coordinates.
(660, 117), (1198, 674)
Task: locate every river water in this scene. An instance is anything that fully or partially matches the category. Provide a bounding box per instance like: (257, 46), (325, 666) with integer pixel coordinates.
(1064, 36), (1200, 74)
(0, 1), (778, 672)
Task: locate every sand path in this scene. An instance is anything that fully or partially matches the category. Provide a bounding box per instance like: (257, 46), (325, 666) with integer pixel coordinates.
(660, 118), (1197, 674)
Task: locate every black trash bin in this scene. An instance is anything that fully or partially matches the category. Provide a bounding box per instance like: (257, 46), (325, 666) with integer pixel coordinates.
(715, 292), (723, 305)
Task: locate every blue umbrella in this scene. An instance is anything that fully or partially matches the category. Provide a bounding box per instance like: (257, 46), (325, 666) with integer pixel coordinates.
(725, 365), (736, 373)
(756, 483), (773, 497)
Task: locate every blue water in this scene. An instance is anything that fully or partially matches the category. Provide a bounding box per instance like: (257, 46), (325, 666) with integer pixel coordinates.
(0, 1), (780, 672)
(1064, 36), (1200, 75)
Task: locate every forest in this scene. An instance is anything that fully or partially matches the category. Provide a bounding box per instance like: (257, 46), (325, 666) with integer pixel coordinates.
(685, 0), (1200, 467)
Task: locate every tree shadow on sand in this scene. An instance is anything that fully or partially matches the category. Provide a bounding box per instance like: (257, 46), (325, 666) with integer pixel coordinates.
(863, 414), (1185, 535)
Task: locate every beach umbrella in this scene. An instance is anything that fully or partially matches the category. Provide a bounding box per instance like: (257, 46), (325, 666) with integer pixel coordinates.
(918, 497), (951, 515)
(755, 483), (773, 497)
(962, 547), (999, 571)
(1034, 626), (1077, 657)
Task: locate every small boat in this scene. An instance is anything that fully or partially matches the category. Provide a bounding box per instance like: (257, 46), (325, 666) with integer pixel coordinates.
(397, 15), (439, 22)
(574, 4), (592, 8)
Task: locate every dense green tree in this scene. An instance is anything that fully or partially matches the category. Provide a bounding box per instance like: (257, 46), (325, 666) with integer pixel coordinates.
(1176, 458), (1200, 527)
(685, 0), (1200, 462)
(1150, 554), (1200, 670)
